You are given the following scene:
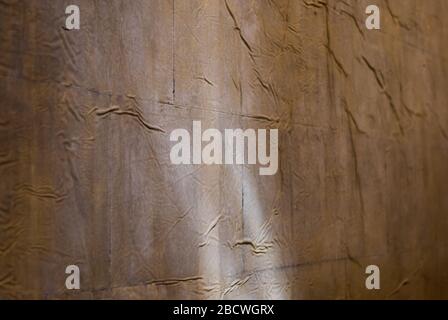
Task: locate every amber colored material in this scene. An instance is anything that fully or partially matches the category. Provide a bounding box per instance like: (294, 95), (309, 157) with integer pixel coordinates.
(0, 0), (447, 299)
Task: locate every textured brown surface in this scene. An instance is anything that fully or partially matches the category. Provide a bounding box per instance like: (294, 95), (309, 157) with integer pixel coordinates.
(0, 0), (447, 299)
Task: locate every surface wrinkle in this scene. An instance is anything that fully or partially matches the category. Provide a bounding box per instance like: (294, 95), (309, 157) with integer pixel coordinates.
(345, 245), (362, 269)
(435, 119), (448, 143)
(166, 206), (194, 236)
(92, 105), (166, 133)
(252, 68), (283, 108)
(384, 91), (405, 135)
(385, 0), (412, 31)
(194, 76), (215, 87)
(125, 93), (138, 101)
(319, 0), (349, 78)
(145, 276), (203, 286)
(361, 56), (385, 90)
(199, 214), (222, 247)
(326, 44), (349, 78)
(241, 114), (280, 123)
(399, 84), (425, 118)
(267, 0), (287, 21)
(66, 103), (84, 122)
(302, 0), (327, 9)
(339, 9), (364, 38)
(231, 239), (273, 255)
(0, 155), (17, 167)
(388, 278), (410, 297)
(13, 184), (67, 203)
(224, 0), (254, 56)
(222, 276), (251, 297)
(388, 255), (426, 298)
(57, 27), (78, 68)
(361, 56), (404, 135)
(343, 103), (366, 135)
(346, 112), (366, 229)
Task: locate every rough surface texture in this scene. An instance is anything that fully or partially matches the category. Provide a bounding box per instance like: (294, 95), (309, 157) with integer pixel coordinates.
(0, 0), (447, 299)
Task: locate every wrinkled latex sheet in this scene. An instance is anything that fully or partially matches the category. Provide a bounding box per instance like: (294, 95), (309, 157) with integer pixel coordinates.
(1, 0), (448, 299)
